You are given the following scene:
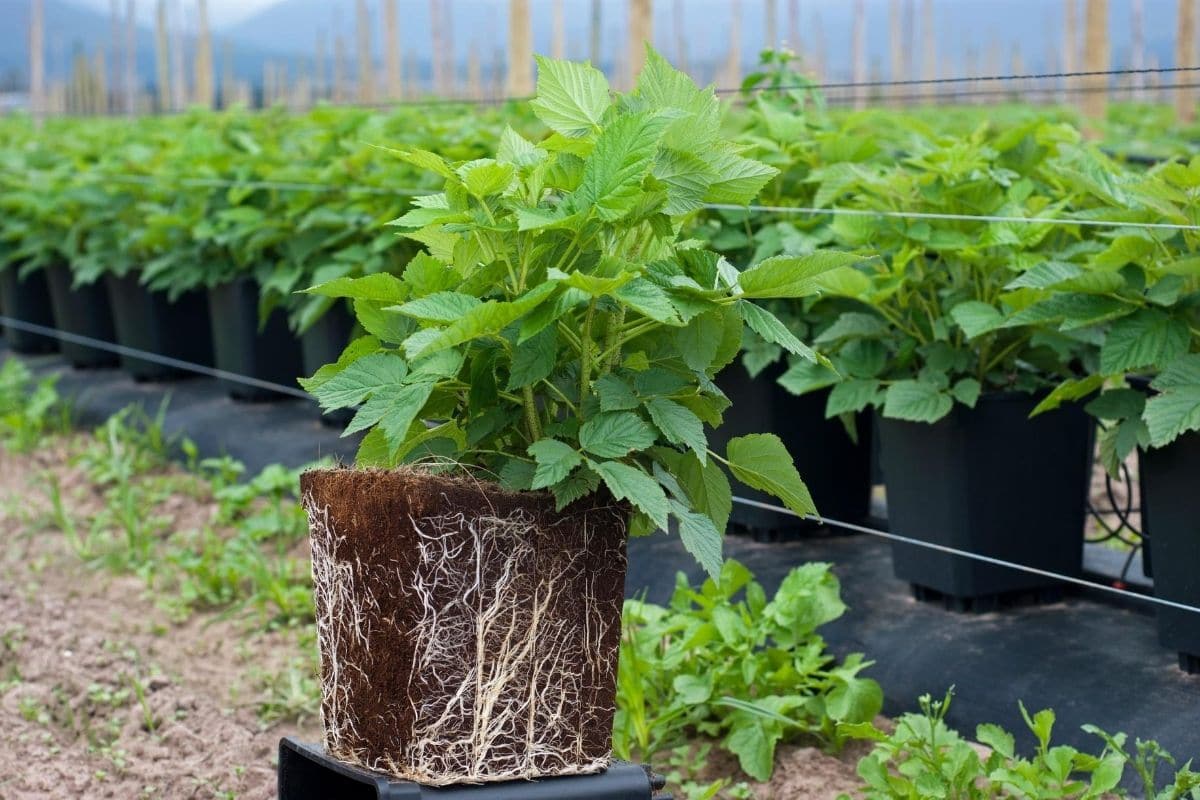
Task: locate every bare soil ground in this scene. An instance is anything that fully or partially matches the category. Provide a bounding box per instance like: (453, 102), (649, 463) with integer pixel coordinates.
(0, 439), (868, 799)
(0, 441), (319, 800)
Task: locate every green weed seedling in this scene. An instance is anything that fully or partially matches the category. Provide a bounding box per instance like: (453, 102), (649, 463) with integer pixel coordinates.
(0, 359), (64, 452)
(615, 560), (881, 782)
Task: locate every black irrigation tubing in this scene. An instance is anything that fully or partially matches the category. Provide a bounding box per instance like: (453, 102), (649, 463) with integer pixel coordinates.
(3, 310), (1199, 619)
(0, 315), (311, 401)
(730, 495), (1200, 618)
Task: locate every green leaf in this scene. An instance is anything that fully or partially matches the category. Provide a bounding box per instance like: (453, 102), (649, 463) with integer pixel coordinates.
(305, 272), (407, 303)
(380, 146), (456, 179)
(574, 112), (670, 221)
(375, 381), (437, 452)
(460, 159), (515, 198)
(976, 724), (1016, 759)
(298, 335), (380, 393)
(883, 380), (954, 423)
(826, 379), (880, 416)
(675, 311), (723, 371)
(593, 374), (640, 411)
(723, 715), (781, 782)
(826, 677), (884, 724)
(950, 301), (1004, 339)
(815, 312), (887, 344)
(740, 302), (821, 365)
(671, 501), (724, 579)
(671, 673), (714, 705)
(1144, 354), (1200, 447)
(551, 465), (602, 510)
(676, 453), (733, 533)
(1031, 375), (1105, 416)
(354, 299), (412, 344)
(1085, 389), (1146, 421)
(592, 460), (670, 530)
(726, 434), (816, 517)
(615, 279), (684, 326)
(529, 56), (610, 137)
(778, 360), (840, 396)
(505, 326), (558, 390)
(579, 411), (657, 458)
(703, 146), (779, 205)
(1099, 308), (1190, 375)
(407, 283), (556, 358)
(739, 252), (864, 299)
(527, 439), (583, 490)
(394, 291), (482, 322)
(951, 378), (981, 408)
(355, 428), (397, 468)
(645, 398), (706, 460)
(653, 148), (717, 215)
(497, 126), (546, 167)
(309, 352), (407, 411)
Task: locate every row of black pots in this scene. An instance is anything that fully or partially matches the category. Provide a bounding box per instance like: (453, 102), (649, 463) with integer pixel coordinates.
(714, 363), (1200, 672)
(0, 266), (352, 410)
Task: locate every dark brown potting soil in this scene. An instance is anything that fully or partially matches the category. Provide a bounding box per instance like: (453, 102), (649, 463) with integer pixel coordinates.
(300, 467), (629, 785)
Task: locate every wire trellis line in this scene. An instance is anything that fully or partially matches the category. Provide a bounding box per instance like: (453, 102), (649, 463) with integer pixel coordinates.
(730, 495), (1200, 618)
(5, 168), (1196, 233)
(1, 312), (1197, 619)
(806, 81), (1200, 107)
(0, 315), (310, 400)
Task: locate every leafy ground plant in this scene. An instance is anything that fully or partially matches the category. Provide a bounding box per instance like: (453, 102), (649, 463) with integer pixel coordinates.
(302, 47), (864, 574)
(615, 560), (881, 781)
(841, 689), (1200, 799)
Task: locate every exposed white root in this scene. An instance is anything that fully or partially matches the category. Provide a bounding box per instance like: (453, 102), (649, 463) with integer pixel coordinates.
(305, 492), (623, 786)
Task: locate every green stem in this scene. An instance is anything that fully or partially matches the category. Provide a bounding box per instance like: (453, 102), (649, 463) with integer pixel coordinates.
(603, 307), (627, 370)
(522, 386), (542, 442)
(540, 379), (579, 415)
(579, 301), (597, 403)
(983, 335), (1029, 375)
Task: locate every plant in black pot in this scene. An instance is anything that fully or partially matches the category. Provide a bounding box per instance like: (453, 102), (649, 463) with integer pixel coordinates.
(1030, 154), (1200, 670)
(297, 49), (837, 786)
(789, 120), (1108, 609)
(0, 149), (63, 356)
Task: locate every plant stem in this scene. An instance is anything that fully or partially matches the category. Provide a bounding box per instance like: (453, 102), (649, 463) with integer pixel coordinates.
(522, 386), (542, 441)
(579, 301), (596, 403)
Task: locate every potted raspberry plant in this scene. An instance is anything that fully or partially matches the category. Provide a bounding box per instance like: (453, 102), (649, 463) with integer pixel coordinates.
(297, 49), (852, 786)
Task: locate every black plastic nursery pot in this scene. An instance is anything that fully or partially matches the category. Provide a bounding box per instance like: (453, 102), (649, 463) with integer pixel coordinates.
(44, 264), (119, 368)
(301, 302), (355, 426)
(277, 738), (664, 800)
(1139, 431), (1200, 673)
(711, 361), (874, 538)
(877, 392), (1092, 608)
(0, 267), (59, 354)
(208, 279), (304, 402)
(105, 273), (214, 381)
(300, 468), (628, 787)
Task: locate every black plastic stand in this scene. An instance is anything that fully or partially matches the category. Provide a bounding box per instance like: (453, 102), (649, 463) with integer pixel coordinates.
(278, 738), (670, 800)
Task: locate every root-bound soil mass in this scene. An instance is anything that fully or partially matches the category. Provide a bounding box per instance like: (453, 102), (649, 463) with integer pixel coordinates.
(301, 467), (629, 786)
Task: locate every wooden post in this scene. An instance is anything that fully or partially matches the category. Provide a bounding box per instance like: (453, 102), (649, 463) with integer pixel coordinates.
(109, 0), (122, 112)
(195, 0), (214, 108)
(787, 0), (800, 55)
(430, 0), (444, 94)
(356, 0), (373, 103)
(94, 50), (109, 114)
(507, 0), (533, 96)
(468, 43), (482, 99)
(920, 0), (934, 101)
(333, 34), (347, 103)
(30, 0), (46, 125)
(1081, 0), (1108, 119)
(628, 0), (653, 85)
(552, 0), (566, 59)
(852, 0), (866, 109)
(722, 0), (743, 87)
(382, 0), (401, 100)
(673, 0), (688, 74)
(1176, 0), (1197, 121)
(812, 10), (825, 81)
(221, 39), (233, 107)
(765, 0), (778, 51)
(1063, 0), (1078, 100)
(1130, 0), (1145, 100)
(590, 0), (602, 66)
(889, 0), (903, 103)
(124, 0), (136, 114)
(170, 0), (186, 110)
(155, 0), (170, 111)
(442, 0), (456, 97)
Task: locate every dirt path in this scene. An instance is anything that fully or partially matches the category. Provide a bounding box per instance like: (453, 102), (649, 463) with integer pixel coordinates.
(0, 444), (318, 800)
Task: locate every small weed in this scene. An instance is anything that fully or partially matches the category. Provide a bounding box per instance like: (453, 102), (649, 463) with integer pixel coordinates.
(251, 656), (321, 727)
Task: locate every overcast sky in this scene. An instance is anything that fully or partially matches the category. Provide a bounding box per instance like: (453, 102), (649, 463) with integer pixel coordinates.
(71, 0), (279, 29)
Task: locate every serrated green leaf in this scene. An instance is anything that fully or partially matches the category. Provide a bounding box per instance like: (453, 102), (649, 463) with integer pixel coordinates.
(777, 360), (840, 396)
(393, 291), (482, 322)
(527, 438), (583, 490)
(739, 252), (864, 299)
(671, 500), (723, 579)
(1099, 308), (1190, 375)
(592, 460), (670, 530)
(645, 397), (706, 460)
(579, 411), (657, 458)
(298, 335), (381, 393)
(883, 380), (954, 423)
(826, 379), (880, 416)
(1031, 375), (1106, 416)
(950, 301), (1004, 339)
(593, 373), (640, 411)
(703, 147), (779, 205)
(615, 278), (684, 326)
(675, 452), (733, 532)
(574, 112), (670, 221)
(460, 159), (515, 198)
(1144, 354), (1200, 446)
(529, 56), (610, 137)
(740, 301), (821, 365)
(407, 282), (556, 358)
(1085, 388), (1146, 421)
(353, 298), (412, 344)
(951, 378), (981, 408)
(814, 312), (887, 344)
(726, 433), (815, 518)
(551, 465), (602, 510)
(309, 352), (407, 411)
(505, 326), (558, 390)
(304, 272), (408, 303)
